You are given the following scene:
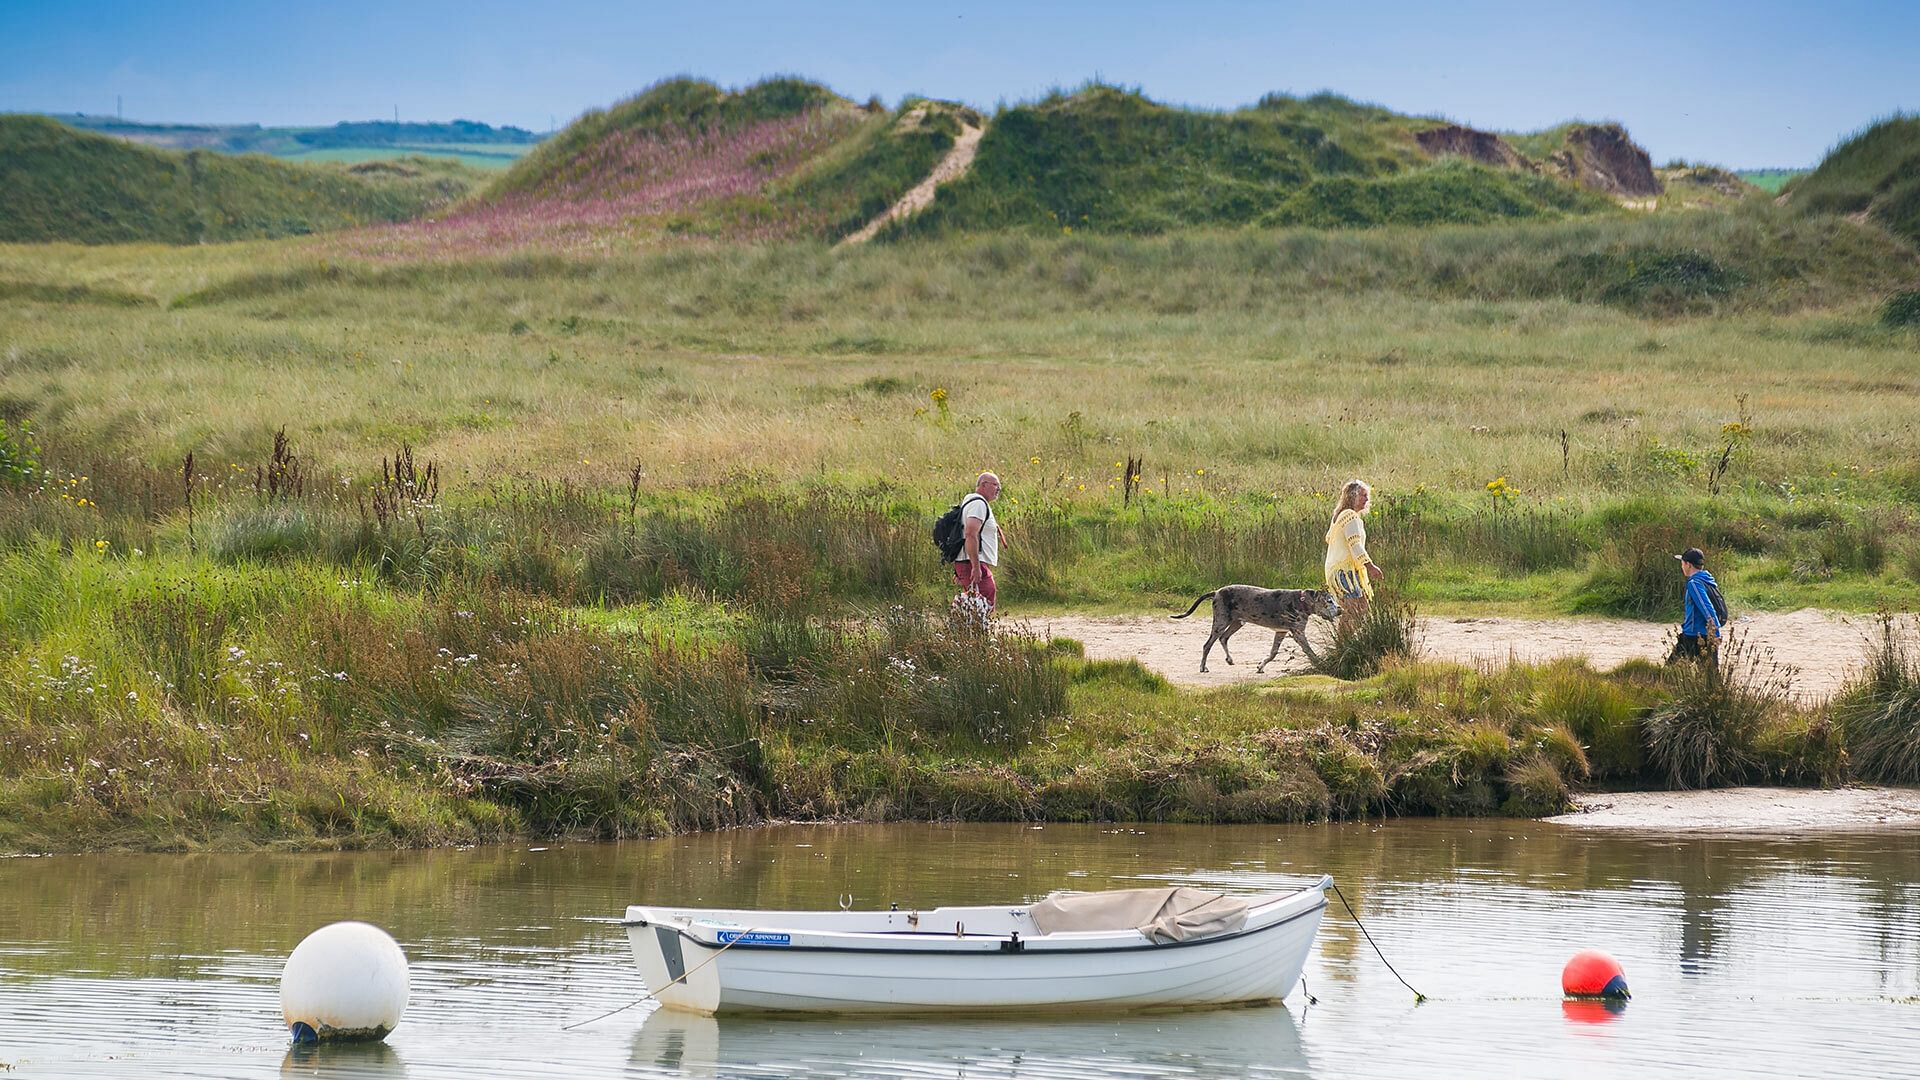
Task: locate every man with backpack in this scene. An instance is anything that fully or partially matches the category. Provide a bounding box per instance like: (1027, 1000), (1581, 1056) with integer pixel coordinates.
(1669, 546), (1726, 663)
(934, 472), (1002, 610)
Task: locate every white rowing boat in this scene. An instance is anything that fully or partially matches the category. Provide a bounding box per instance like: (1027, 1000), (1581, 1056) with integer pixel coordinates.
(622, 876), (1331, 1015)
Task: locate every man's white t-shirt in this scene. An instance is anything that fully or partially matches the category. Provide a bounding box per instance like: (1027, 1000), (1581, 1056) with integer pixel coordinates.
(960, 495), (998, 566)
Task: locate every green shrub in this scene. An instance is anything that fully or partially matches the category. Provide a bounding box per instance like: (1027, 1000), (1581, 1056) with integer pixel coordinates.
(1571, 524), (1689, 619)
(0, 420), (40, 489)
(1882, 291), (1920, 327)
(1834, 616), (1920, 783)
(1556, 248), (1747, 313)
(1810, 520), (1887, 575)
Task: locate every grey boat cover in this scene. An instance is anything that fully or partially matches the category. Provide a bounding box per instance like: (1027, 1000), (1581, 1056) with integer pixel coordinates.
(1028, 887), (1249, 944)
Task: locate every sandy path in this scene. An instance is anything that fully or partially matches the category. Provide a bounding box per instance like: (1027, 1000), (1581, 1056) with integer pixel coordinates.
(1026, 609), (1906, 701)
(1547, 786), (1920, 831)
(837, 115), (984, 246)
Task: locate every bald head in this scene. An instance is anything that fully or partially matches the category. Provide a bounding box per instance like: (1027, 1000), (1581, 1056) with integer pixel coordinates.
(975, 472), (1002, 500)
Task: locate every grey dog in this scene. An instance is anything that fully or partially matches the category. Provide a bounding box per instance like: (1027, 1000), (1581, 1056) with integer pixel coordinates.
(1170, 586), (1342, 673)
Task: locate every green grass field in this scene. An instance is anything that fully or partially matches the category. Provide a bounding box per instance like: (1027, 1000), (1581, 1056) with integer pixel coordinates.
(276, 145), (531, 169)
(1737, 169), (1808, 194)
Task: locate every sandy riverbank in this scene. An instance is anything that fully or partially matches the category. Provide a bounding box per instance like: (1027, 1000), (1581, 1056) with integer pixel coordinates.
(1546, 786), (1920, 831)
(1030, 608), (1902, 701)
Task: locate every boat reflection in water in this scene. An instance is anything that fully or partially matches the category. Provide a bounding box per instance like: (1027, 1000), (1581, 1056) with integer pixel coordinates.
(630, 1003), (1314, 1079)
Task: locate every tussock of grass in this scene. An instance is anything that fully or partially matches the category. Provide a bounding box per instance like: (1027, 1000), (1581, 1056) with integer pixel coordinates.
(1883, 291), (1920, 328)
(1835, 616), (1920, 783)
(1314, 594), (1418, 680)
(1532, 663), (1647, 780)
(1643, 634), (1794, 789)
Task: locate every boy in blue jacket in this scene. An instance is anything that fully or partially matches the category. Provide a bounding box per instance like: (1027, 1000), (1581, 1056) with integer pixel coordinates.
(1668, 547), (1723, 663)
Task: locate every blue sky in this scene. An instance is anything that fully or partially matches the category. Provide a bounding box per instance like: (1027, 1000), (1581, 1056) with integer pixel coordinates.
(3, 0), (1915, 167)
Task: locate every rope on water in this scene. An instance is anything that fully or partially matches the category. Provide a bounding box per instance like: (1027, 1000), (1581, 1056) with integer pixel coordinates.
(561, 927), (757, 1031)
(1330, 881), (1427, 1003)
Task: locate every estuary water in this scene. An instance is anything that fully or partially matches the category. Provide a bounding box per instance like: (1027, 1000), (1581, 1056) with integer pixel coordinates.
(2, 820), (1918, 1078)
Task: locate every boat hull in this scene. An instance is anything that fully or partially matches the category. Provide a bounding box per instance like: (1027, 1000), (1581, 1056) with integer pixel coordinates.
(625, 880), (1328, 1016)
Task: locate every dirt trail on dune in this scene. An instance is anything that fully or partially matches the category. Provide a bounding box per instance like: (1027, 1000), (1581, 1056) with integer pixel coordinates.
(837, 117), (984, 246)
(1029, 609), (1907, 702)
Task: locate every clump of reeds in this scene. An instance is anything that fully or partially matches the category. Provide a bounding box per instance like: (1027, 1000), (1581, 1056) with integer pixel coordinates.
(1314, 592), (1417, 680)
(1834, 615), (1920, 783)
(1642, 632), (1793, 789)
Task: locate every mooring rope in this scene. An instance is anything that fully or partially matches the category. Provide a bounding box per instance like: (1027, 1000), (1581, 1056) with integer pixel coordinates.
(561, 927), (758, 1031)
(1330, 881), (1427, 1003)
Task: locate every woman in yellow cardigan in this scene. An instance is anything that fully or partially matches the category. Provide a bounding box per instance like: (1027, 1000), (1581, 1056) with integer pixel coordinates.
(1324, 479), (1383, 638)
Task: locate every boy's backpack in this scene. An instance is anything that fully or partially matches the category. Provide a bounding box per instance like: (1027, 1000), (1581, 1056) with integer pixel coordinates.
(1705, 580), (1730, 626)
(932, 494), (990, 563)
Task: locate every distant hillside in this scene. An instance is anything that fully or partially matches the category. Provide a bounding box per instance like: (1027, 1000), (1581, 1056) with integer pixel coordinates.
(17, 79), (1747, 254)
(364, 80), (1685, 257)
(1787, 115), (1920, 245)
(342, 77), (972, 256)
(45, 114), (544, 169)
(0, 115), (482, 244)
(898, 88), (1629, 237)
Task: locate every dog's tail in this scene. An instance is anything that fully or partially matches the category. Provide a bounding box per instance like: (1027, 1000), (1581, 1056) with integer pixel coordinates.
(1170, 591), (1216, 620)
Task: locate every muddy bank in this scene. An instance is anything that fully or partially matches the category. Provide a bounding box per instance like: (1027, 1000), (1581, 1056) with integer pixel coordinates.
(1030, 608), (1901, 701)
(1547, 786), (1920, 831)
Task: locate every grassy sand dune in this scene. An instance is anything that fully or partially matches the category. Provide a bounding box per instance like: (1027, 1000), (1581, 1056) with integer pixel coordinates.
(0, 116), (482, 245)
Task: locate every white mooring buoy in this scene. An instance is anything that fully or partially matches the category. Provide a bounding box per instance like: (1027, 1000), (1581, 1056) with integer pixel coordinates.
(280, 921), (410, 1043)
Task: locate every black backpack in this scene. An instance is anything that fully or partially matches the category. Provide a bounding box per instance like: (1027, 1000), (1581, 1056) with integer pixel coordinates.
(1705, 580), (1730, 626)
(932, 494), (991, 563)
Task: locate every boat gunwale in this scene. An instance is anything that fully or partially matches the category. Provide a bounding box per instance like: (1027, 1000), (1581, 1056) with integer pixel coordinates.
(625, 878), (1330, 957)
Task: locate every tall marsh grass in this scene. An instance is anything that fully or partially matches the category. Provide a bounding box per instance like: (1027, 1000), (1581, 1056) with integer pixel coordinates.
(1834, 616), (1920, 783)
(1642, 633), (1794, 789)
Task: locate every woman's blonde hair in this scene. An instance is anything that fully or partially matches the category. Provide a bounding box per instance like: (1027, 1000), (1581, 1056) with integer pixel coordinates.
(1333, 479), (1372, 518)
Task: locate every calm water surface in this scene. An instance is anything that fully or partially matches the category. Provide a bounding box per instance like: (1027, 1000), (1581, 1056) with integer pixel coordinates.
(3, 820), (1919, 1078)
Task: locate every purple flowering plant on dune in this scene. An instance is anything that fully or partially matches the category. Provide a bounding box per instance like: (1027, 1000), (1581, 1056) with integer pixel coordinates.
(333, 109), (860, 258)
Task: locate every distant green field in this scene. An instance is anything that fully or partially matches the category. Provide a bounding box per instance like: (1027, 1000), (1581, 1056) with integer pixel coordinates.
(1737, 168), (1808, 193)
(278, 144), (531, 169)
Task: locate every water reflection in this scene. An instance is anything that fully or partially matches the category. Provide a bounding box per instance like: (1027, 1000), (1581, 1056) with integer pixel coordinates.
(1559, 999), (1628, 1025)
(629, 1005), (1312, 1079)
(2, 821), (1918, 1078)
(281, 1041), (409, 1079)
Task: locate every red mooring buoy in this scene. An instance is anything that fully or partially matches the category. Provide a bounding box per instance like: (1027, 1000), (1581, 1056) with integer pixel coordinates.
(1562, 949), (1630, 999)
